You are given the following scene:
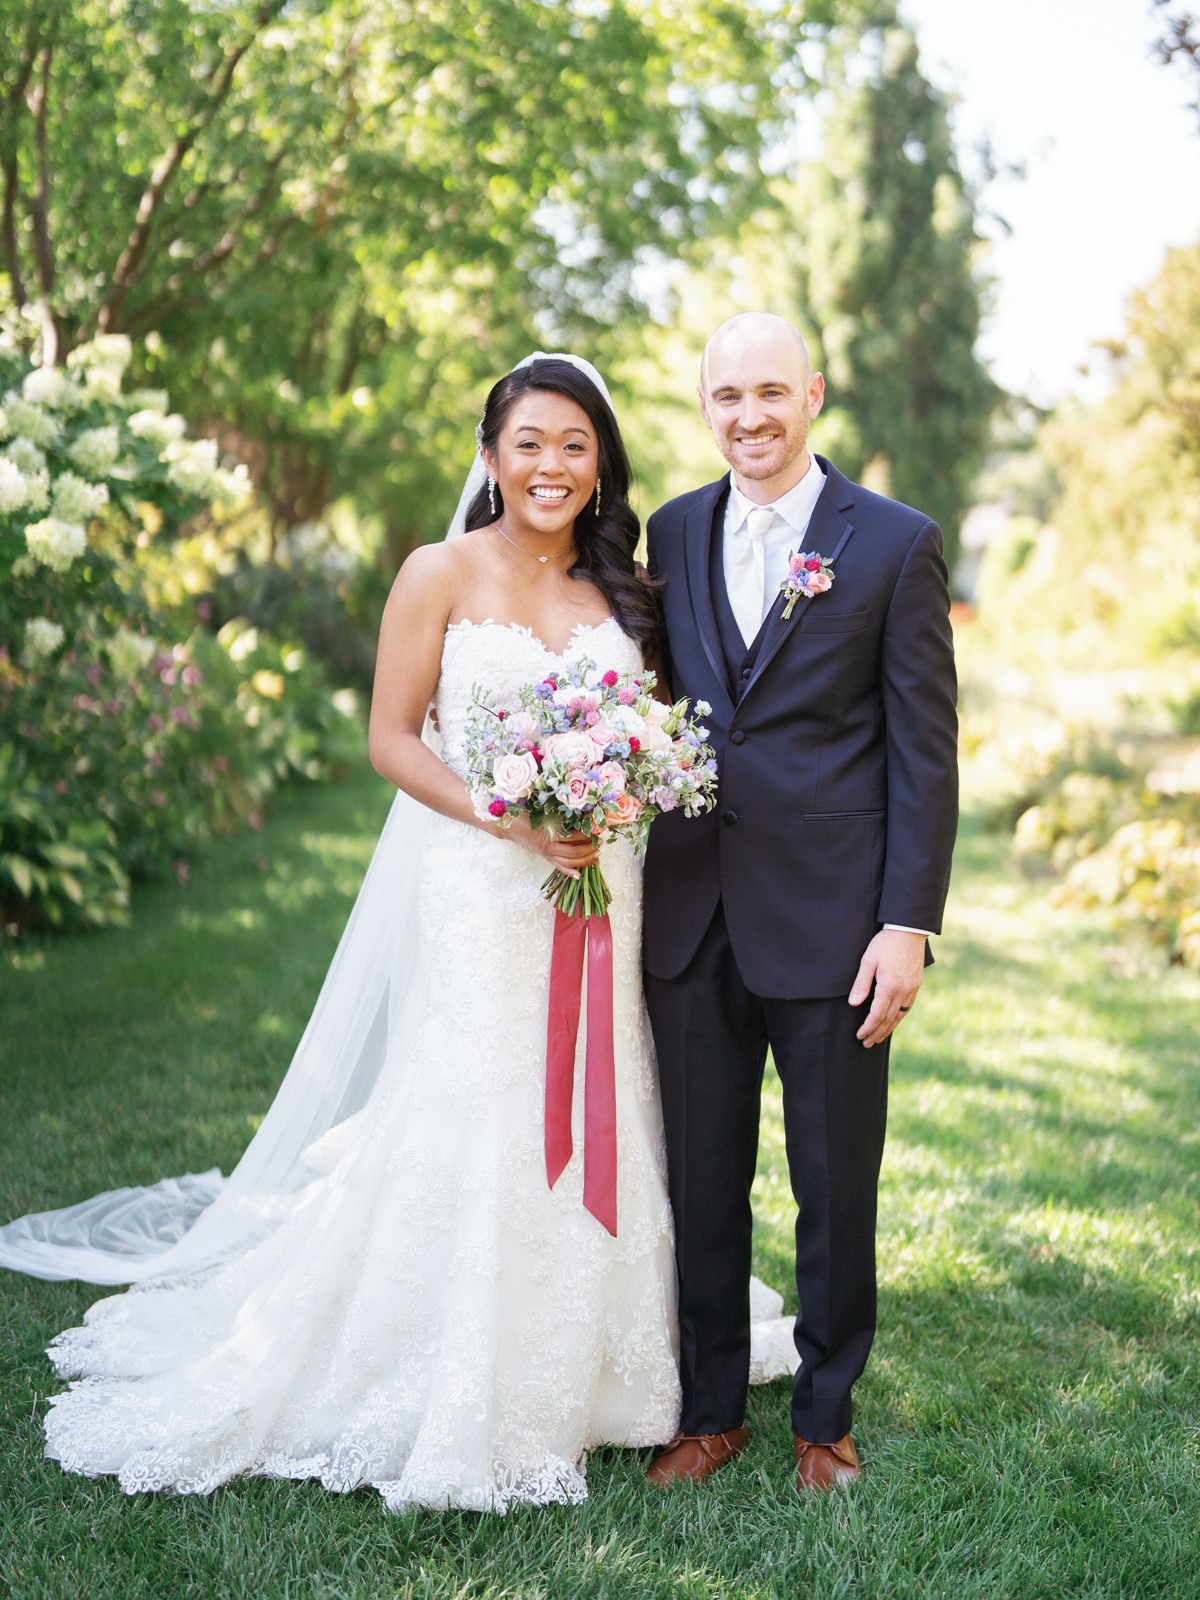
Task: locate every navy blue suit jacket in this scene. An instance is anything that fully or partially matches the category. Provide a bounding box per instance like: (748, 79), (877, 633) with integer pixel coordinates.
(642, 456), (959, 999)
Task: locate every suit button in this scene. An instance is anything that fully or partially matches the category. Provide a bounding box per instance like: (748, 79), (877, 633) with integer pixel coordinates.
(722, 809), (738, 825)
(740, 666), (752, 680)
(729, 730), (746, 745)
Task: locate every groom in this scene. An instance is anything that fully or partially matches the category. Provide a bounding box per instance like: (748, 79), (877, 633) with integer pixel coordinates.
(642, 312), (958, 1494)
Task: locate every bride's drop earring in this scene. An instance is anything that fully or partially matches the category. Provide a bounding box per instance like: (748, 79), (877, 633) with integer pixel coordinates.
(488, 476), (497, 517)
(595, 476), (602, 514)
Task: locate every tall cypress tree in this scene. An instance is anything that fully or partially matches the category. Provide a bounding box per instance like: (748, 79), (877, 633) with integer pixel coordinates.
(788, 11), (1001, 572)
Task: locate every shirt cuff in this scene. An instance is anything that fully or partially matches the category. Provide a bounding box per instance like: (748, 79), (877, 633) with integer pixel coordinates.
(883, 923), (933, 937)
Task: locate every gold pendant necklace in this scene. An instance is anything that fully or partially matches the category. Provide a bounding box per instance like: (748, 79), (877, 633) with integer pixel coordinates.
(495, 522), (573, 565)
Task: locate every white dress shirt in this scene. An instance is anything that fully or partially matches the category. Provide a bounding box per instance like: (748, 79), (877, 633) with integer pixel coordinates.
(721, 457), (931, 941)
(722, 456), (827, 633)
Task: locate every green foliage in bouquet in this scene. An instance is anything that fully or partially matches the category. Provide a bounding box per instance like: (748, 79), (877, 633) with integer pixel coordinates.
(0, 338), (360, 934)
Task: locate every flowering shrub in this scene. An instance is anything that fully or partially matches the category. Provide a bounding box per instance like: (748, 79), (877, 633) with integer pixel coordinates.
(0, 339), (360, 933)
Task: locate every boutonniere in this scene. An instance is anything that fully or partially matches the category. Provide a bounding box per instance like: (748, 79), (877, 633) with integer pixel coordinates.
(779, 551), (835, 619)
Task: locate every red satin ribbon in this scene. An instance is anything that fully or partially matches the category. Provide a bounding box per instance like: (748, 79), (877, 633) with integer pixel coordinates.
(545, 908), (617, 1236)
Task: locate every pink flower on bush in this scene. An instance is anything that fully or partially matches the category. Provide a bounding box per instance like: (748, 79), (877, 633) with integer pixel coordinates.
(73, 694), (96, 712)
(149, 790), (166, 807)
(86, 663), (103, 687)
(182, 665), (202, 686)
(172, 860), (190, 884)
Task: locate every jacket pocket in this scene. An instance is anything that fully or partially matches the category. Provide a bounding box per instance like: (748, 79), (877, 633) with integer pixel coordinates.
(800, 608), (871, 634)
(802, 809), (885, 820)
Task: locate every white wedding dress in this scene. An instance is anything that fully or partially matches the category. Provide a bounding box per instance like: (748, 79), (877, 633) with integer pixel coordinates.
(37, 617), (689, 1512)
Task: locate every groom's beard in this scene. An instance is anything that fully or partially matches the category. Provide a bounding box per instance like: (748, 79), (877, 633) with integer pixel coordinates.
(716, 417), (809, 484)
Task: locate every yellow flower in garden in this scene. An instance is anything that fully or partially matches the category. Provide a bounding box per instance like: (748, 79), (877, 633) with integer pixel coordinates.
(252, 669), (285, 699)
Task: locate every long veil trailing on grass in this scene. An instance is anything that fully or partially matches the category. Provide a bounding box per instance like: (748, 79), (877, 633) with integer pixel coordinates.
(0, 350), (798, 1384)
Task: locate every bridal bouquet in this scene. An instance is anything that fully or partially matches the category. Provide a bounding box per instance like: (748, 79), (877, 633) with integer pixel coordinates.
(463, 661), (717, 918)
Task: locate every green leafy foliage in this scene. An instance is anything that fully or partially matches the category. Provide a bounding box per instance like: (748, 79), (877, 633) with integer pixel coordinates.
(784, 9), (1000, 568)
(0, 0), (859, 554)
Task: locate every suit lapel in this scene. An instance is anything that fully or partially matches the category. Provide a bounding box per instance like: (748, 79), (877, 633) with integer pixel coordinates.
(743, 462), (856, 697)
(681, 476), (735, 712)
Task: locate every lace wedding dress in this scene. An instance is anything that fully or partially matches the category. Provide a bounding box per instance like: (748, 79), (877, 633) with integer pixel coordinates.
(40, 618), (683, 1513)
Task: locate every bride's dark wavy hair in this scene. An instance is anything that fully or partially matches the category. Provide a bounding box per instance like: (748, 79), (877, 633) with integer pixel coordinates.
(465, 358), (659, 649)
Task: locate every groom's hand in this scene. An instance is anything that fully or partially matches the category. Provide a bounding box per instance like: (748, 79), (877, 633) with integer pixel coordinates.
(849, 929), (926, 1048)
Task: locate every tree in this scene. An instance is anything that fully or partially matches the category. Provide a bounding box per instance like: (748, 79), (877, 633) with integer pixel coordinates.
(0, 0), (867, 550)
(784, 9), (1000, 572)
(976, 239), (1200, 668)
(1154, 3), (1200, 127)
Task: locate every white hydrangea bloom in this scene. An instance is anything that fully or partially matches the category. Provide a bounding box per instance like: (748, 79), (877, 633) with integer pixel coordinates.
(25, 516), (86, 572)
(52, 472), (109, 523)
(22, 468), (50, 512)
(128, 389), (169, 414)
(0, 457), (27, 513)
(66, 333), (132, 375)
(5, 437), (47, 475)
(128, 409), (187, 451)
(82, 366), (122, 401)
(4, 396), (60, 448)
(107, 630), (158, 678)
(22, 367), (72, 408)
(212, 461), (253, 507)
(164, 436), (219, 495)
(69, 424), (121, 478)
(24, 617), (65, 659)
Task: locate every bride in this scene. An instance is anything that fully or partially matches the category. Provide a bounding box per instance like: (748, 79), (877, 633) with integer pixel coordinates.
(0, 353), (794, 1513)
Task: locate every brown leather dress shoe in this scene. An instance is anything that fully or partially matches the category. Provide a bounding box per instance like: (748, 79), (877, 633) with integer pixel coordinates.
(646, 1424), (752, 1487)
(793, 1432), (861, 1493)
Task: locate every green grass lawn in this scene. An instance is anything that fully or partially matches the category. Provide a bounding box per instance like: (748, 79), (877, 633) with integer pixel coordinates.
(2, 762), (1198, 1599)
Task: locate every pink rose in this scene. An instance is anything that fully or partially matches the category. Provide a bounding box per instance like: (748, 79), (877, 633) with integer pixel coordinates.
(557, 772), (593, 811)
(598, 761), (626, 794)
(610, 792), (642, 827)
(806, 571), (833, 594)
(492, 750), (539, 802)
(544, 730), (605, 769)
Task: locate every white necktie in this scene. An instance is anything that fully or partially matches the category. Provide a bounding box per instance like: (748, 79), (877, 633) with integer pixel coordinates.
(728, 505), (774, 647)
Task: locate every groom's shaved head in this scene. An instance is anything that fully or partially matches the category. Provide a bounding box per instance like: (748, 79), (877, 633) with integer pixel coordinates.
(700, 312), (811, 394)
